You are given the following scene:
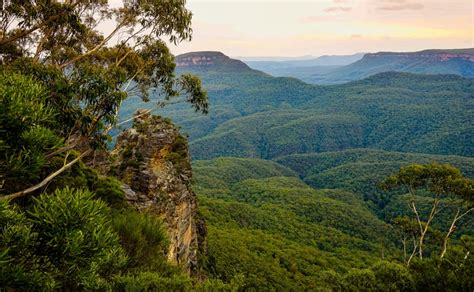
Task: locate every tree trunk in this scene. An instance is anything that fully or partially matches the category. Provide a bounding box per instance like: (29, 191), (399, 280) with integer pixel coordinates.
(441, 208), (473, 258)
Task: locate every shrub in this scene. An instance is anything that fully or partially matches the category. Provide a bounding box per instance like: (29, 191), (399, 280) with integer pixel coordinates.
(113, 272), (192, 291)
(112, 210), (172, 273)
(372, 261), (415, 291)
(0, 188), (128, 290)
(0, 200), (55, 289)
(343, 268), (376, 291)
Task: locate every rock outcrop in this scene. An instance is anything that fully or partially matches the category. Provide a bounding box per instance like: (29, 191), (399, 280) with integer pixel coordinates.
(111, 110), (206, 273)
(175, 51), (250, 71)
(175, 51), (229, 67)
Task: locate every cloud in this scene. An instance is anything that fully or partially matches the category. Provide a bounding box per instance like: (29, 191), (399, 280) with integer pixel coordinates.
(376, 0), (424, 11)
(351, 34), (363, 38)
(324, 0), (353, 13)
(378, 3), (424, 10)
(325, 6), (352, 12)
(380, 0), (406, 3)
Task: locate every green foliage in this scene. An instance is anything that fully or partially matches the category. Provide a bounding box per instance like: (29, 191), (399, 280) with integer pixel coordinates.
(193, 157), (393, 289)
(0, 71), (63, 193)
(343, 268), (377, 291)
(145, 58), (474, 159)
(276, 149), (474, 209)
(193, 274), (244, 291)
(28, 188), (128, 289)
(0, 200), (53, 288)
(205, 226), (341, 290)
(371, 261), (415, 291)
(228, 176), (390, 242)
(168, 134), (192, 174)
(341, 261), (415, 291)
(0, 0), (208, 200)
(382, 163), (465, 195)
(193, 157), (297, 190)
(113, 272), (192, 291)
(0, 188), (128, 290)
(52, 161), (126, 207)
(193, 157), (473, 289)
(408, 243), (474, 291)
(111, 210), (172, 273)
(1, 0), (207, 112)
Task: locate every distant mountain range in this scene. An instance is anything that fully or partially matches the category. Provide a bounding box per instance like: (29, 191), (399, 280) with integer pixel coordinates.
(244, 48), (474, 84)
(245, 53), (365, 68)
(117, 50), (473, 160)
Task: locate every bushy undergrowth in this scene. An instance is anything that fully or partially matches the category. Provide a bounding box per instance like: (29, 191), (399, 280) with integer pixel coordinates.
(0, 188), (127, 290)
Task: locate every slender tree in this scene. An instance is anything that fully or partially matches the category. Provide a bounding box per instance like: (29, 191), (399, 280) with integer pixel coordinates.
(440, 177), (473, 258)
(393, 216), (419, 266)
(382, 163), (473, 261)
(0, 0), (208, 199)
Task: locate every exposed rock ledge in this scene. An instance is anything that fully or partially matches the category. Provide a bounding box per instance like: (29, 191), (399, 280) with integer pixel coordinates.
(111, 110), (206, 274)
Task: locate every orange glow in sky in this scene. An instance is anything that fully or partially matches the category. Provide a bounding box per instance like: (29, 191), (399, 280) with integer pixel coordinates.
(167, 0), (473, 57)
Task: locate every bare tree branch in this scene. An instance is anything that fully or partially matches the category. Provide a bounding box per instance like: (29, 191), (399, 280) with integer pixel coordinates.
(441, 207), (474, 258)
(0, 2), (80, 47)
(1, 149), (92, 201)
(59, 20), (127, 69)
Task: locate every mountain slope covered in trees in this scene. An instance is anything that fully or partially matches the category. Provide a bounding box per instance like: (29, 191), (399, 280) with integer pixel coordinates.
(161, 51), (474, 290)
(2, 0), (473, 290)
(193, 157), (474, 290)
(143, 52), (473, 159)
(193, 157), (392, 289)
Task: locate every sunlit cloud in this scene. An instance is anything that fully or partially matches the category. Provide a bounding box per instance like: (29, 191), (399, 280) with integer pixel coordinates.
(375, 0), (424, 11)
(325, 6), (352, 12)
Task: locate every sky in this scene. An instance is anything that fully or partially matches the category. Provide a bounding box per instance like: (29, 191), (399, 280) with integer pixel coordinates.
(108, 0), (474, 58)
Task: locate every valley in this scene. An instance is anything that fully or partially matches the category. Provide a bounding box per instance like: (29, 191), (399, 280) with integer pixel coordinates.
(115, 50), (474, 289)
(2, 1), (473, 290)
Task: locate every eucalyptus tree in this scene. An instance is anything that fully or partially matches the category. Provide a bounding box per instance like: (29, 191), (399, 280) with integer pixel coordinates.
(0, 0), (208, 199)
(383, 163), (473, 262)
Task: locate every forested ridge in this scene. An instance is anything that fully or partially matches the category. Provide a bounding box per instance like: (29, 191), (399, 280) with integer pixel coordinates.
(244, 48), (474, 84)
(160, 52), (474, 290)
(118, 51), (473, 159)
(1, 1), (473, 291)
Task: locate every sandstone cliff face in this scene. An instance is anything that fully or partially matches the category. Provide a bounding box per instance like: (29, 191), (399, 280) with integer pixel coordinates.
(111, 110), (206, 273)
(175, 51), (250, 71)
(175, 51), (228, 67)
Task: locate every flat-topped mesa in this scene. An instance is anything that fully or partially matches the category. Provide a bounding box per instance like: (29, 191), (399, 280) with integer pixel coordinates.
(175, 51), (228, 67)
(365, 48), (474, 62)
(111, 110), (206, 274)
(175, 51), (251, 70)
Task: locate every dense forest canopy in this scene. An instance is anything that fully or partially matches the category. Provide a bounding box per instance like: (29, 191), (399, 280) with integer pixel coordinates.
(1, 1), (473, 291)
(193, 157), (474, 290)
(145, 54), (473, 159)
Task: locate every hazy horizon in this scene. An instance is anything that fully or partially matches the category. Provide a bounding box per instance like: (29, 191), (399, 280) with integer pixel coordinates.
(178, 48), (474, 60)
